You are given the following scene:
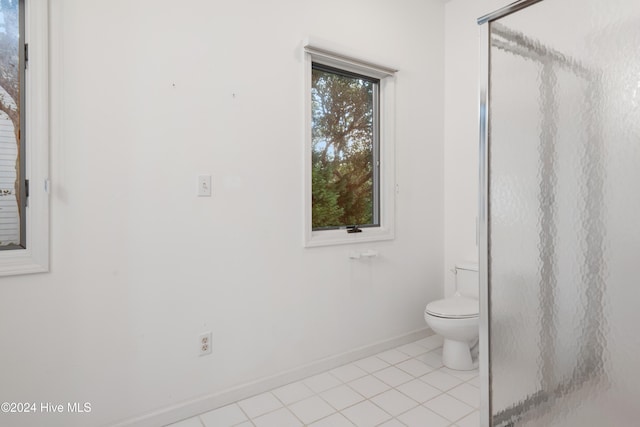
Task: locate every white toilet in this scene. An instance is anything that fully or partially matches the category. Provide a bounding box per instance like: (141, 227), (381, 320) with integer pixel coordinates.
(424, 262), (479, 371)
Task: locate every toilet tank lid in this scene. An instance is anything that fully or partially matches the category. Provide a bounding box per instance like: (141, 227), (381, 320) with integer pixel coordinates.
(456, 262), (478, 272)
(425, 296), (479, 318)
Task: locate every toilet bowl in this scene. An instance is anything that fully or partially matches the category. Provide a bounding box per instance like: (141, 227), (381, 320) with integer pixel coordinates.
(424, 262), (479, 371)
(424, 295), (479, 370)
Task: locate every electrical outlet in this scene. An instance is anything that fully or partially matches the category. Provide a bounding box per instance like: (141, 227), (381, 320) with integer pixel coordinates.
(199, 331), (212, 356)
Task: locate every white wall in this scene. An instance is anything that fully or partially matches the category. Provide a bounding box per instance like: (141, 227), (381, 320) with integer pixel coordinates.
(0, 1), (444, 426)
(443, 0), (511, 296)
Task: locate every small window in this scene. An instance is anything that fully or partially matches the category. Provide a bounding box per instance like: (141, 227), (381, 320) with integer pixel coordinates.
(311, 63), (379, 231)
(304, 44), (396, 247)
(0, 0), (50, 276)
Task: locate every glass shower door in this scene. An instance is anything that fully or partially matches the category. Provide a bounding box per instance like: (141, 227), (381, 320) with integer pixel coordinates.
(481, 0), (640, 425)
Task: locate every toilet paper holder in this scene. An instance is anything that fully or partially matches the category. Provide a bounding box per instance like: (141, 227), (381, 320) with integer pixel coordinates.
(349, 249), (378, 259)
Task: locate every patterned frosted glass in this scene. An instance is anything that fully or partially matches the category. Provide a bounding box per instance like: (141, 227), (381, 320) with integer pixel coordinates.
(488, 0), (640, 425)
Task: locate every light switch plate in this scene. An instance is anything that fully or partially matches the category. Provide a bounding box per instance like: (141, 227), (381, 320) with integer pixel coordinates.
(198, 175), (212, 197)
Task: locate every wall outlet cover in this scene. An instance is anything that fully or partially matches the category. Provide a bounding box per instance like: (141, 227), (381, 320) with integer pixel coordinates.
(199, 331), (212, 356)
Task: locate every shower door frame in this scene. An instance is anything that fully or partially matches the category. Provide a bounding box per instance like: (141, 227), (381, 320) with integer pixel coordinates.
(476, 4), (550, 425)
(478, 1), (608, 426)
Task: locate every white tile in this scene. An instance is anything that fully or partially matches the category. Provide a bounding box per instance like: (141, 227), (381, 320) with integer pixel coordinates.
(396, 379), (442, 403)
(348, 375), (391, 398)
(376, 349), (412, 365)
(341, 400), (392, 427)
(233, 423), (253, 427)
(370, 389), (419, 416)
(423, 393), (474, 422)
(447, 383), (480, 408)
(353, 356), (390, 373)
(415, 350), (444, 369)
(467, 375), (480, 388)
(414, 334), (444, 351)
(396, 342), (429, 357)
(439, 367), (479, 382)
(165, 417), (203, 427)
(288, 395), (335, 425)
(272, 381), (315, 405)
(456, 410), (480, 427)
(252, 407), (303, 427)
(377, 419), (406, 427)
(419, 369), (464, 391)
(304, 372), (342, 393)
(200, 403), (247, 427)
(373, 366), (414, 387)
(396, 358), (434, 377)
(320, 384), (364, 410)
(308, 412), (355, 427)
(330, 363), (368, 383)
(237, 392), (282, 419)
(397, 405), (450, 427)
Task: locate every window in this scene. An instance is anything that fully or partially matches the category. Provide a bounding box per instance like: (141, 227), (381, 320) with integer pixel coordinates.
(311, 64), (379, 230)
(0, 0), (49, 276)
(304, 44), (396, 247)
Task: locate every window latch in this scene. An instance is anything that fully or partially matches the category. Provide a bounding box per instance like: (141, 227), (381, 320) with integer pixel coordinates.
(347, 225), (362, 234)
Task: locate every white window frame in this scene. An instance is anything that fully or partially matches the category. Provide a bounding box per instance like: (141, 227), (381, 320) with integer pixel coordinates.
(0, 0), (49, 276)
(303, 43), (397, 247)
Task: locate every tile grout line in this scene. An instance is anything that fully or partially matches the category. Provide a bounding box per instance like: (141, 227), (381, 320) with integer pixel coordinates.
(196, 413), (206, 427)
(268, 389), (309, 426)
(234, 402), (256, 427)
(312, 367), (390, 426)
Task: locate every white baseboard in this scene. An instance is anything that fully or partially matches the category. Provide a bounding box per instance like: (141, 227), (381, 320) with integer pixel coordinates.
(112, 327), (433, 427)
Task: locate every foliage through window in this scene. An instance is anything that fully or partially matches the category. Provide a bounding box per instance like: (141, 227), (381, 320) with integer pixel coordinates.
(311, 63), (379, 230)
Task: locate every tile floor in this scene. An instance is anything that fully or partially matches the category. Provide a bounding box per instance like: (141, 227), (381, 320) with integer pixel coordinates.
(167, 335), (479, 427)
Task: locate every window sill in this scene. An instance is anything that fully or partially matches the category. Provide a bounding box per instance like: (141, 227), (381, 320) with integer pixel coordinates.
(304, 226), (394, 248)
(0, 247), (49, 276)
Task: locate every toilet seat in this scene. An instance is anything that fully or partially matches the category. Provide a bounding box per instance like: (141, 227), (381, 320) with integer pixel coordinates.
(425, 296), (479, 319)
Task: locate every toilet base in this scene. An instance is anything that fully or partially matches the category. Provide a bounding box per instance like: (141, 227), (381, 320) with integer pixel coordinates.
(442, 339), (475, 371)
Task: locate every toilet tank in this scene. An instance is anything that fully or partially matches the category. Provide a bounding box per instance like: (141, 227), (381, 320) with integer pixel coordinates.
(455, 262), (479, 299)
